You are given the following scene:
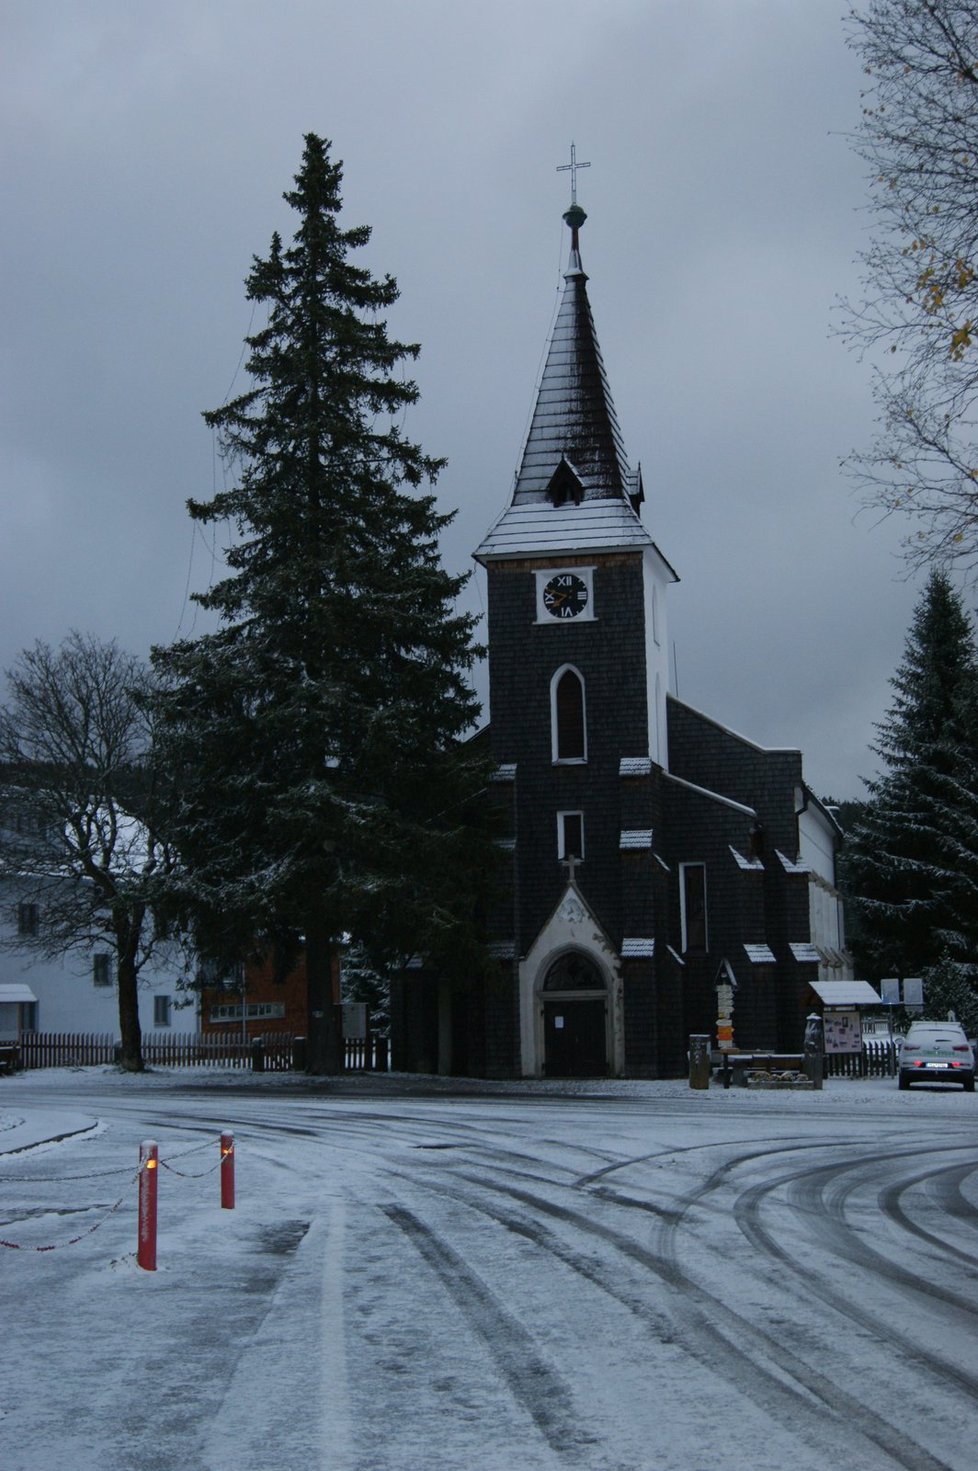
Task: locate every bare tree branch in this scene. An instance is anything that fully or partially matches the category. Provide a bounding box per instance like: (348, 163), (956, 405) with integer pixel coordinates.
(842, 0), (978, 565)
(0, 632), (185, 1069)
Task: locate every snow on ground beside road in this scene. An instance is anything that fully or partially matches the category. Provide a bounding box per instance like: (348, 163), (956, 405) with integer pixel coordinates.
(2, 1068), (977, 1471)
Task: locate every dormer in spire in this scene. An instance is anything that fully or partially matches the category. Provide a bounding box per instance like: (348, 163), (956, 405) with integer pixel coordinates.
(546, 455), (585, 507)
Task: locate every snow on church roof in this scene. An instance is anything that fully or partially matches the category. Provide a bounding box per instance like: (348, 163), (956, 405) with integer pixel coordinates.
(474, 499), (657, 563)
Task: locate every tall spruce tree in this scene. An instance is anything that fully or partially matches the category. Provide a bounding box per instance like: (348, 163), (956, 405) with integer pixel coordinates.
(845, 569), (978, 984)
(153, 135), (490, 1073)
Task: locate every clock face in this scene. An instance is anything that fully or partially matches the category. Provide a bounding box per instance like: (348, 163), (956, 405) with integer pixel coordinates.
(543, 572), (589, 619)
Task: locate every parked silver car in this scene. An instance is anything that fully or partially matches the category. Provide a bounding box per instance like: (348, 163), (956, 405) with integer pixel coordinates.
(898, 1020), (976, 1091)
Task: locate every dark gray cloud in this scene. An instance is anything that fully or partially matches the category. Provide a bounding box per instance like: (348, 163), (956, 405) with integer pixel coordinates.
(0, 2), (933, 799)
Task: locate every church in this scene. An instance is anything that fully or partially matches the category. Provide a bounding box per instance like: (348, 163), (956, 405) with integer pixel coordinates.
(391, 178), (851, 1079)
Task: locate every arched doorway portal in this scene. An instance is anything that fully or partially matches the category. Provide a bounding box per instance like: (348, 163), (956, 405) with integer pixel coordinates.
(541, 951), (608, 1077)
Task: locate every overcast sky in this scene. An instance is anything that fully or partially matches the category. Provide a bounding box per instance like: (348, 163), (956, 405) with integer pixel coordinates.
(0, 1), (950, 800)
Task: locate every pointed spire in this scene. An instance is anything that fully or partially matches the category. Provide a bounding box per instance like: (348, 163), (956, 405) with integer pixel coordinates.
(512, 186), (633, 507)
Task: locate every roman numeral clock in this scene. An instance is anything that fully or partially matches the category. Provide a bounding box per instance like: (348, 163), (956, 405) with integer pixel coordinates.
(536, 568), (595, 622)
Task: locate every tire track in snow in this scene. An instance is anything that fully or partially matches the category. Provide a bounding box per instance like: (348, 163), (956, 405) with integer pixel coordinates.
(319, 1198), (354, 1471)
(380, 1203), (599, 1464)
(727, 1150), (978, 1393)
(418, 1167), (957, 1471)
(735, 1151), (978, 1323)
(878, 1159), (978, 1266)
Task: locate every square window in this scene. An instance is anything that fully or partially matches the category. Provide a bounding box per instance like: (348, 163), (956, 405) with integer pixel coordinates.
(93, 953), (112, 987)
(154, 995), (171, 1028)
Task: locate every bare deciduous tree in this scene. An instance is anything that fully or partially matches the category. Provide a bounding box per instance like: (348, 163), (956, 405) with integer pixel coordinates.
(843, 1), (978, 567)
(0, 632), (180, 1070)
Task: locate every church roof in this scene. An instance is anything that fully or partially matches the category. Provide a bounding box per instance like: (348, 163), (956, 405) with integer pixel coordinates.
(475, 196), (655, 567)
(474, 498), (659, 562)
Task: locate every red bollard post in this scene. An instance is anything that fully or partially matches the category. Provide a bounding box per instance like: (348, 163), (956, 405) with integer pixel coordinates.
(137, 1139), (158, 1271)
(220, 1131), (235, 1210)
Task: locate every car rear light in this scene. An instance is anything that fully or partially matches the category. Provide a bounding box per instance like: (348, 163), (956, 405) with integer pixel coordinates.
(953, 1044), (971, 1052)
(950, 1061), (963, 1069)
(913, 1060), (924, 1068)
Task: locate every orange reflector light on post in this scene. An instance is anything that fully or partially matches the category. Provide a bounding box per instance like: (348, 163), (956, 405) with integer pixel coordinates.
(220, 1131), (235, 1210)
(138, 1140), (158, 1271)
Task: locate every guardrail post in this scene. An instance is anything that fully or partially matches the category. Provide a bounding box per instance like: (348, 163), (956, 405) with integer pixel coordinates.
(221, 1131), (235, 1210)
(138, 1140), (158, 1271)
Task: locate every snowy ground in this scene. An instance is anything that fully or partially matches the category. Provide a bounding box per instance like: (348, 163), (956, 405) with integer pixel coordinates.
(2, 1067), (977, 1471)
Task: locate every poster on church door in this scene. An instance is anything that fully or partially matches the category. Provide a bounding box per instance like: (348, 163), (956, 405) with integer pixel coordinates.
(823, 1009), (862, 1054)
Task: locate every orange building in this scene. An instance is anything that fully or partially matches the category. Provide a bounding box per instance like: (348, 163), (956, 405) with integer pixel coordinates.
(199, 948), (340, 1039)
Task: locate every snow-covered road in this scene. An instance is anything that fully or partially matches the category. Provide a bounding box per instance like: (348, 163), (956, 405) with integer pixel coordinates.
(2, 1070), (977, 1470)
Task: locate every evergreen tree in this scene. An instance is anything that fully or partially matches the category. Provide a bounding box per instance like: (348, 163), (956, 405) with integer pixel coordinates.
(845, 569), (978, 982)
(153, 135), (491, 1073)
(341, 941), (390, 1039)
(921, 951), (978, 1035)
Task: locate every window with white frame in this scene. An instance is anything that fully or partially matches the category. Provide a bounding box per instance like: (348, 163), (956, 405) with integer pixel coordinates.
(209, 1002), (286, 1023)
(557, 811), (584, 863)
(551, 666), (587, 762)
(680, 863), (708, 953)
(93, 953), (112, 987)
(153, 995), (172, 1027)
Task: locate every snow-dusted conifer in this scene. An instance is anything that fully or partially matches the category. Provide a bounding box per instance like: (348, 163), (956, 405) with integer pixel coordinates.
(153, 135), (490, 1073)
(845, 569), (978, 984)
(341, 942), (390, 1039)
(921, 951), (978, 1036)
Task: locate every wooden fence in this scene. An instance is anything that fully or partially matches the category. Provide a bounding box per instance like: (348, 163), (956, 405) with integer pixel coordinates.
(17, 1031), (389, 1073)
(824, 1039), (898, 1079)
(20, 1032), (116, 1069)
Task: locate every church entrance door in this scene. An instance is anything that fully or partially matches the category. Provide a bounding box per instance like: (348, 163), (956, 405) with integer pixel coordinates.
(540, 951), (608, 1077)
(543, 998), (607, 1076)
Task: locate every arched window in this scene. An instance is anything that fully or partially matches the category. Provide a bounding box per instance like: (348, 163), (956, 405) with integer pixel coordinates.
(552, 666), (586, 762)
(542, 952), (604, 991)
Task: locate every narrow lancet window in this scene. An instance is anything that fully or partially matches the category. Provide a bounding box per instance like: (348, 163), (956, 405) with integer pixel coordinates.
(553, 667), (586, 762)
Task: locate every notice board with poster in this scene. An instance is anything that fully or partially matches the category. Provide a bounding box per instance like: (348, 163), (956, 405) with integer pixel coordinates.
(824, 1009), (862, 1054)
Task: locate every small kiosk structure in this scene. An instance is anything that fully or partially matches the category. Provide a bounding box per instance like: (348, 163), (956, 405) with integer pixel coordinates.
(808, 979), (885, 1074)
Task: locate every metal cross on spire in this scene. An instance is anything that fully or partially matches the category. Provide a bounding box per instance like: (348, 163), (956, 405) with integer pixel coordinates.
(557, 142), (590, 205)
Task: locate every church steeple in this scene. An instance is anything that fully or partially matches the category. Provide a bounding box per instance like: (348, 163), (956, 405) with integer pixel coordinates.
(475, 169), (665, 564)
(511, 190), (638, 509)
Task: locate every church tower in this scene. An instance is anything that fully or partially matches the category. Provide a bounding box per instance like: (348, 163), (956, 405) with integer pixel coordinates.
(474, 183), (681, 1078)
(391, 163), (851, 1082)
